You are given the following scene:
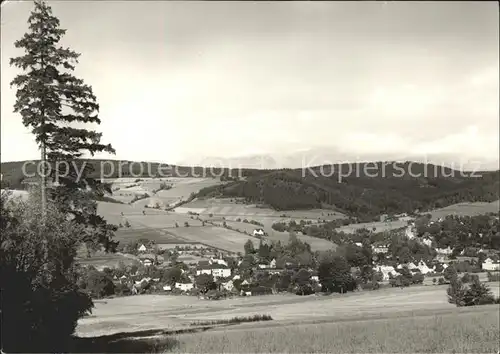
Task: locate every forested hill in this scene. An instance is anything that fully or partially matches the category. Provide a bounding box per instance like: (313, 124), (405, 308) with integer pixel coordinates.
(198, 162), (500, 221)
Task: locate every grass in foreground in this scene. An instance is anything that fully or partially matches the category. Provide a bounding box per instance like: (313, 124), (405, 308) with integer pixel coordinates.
(189, 314), (273, 327)
(166, 308), (500, 353)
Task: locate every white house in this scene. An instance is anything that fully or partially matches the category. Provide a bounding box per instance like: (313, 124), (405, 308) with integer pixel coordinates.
(175, 282), (194, 292)
(143, 259), (153, 267)
(354, 242), (363, 247)
(482, 258), (500, 271)
(211, 266), (231, 279)
(196, 263), (231, 279)
(269, 258), (277, 268)
(372, 244), (389, 254)
(421, 238), (433, 247)
(416, 261), (432, 274)
(222, 280), (234, 291)
(253, 228), (265, 237)
(211, 258), (228, 267)
(163, 285), (172, 291)
(407, 262), (417, 270)
(373, 265), (396, 281)
(405, 226), (415, 240)
(138, 244), (147, 252)
(196, 268), (212, 276)
(436, 246), (453, 255)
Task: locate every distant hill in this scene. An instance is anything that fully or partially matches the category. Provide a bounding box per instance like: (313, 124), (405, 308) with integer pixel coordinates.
(0, 159), (262, 190)
(196, 162), (499, 222)
(2, 160), (498, 222)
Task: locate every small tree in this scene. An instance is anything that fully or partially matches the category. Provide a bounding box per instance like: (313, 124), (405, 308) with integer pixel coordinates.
(443, 266), (458, 283)
(184, 221), (189, 227)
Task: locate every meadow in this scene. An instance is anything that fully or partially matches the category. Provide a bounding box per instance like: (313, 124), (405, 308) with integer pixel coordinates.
(169, 308), (499, 353)
(75, 284), (500, 353)
(427, 200), (499, 219)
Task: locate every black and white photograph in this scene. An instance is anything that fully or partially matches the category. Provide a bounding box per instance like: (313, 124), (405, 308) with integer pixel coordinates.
(1, 0), (499, 353)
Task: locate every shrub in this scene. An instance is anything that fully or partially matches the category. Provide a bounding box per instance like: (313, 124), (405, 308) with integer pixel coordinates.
(447, 277), (496, 307)
(432, 278), (437, 284)
(438, 278), (445, 285)
(184, 222), (189, 227)
(487, 272), (500, 282)
(124, 220), (131, 228)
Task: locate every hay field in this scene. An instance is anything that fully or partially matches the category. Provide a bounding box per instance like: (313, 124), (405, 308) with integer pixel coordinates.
(166, 226), (259, 253)
(76, 284), (500, 339)
(170, 307), (499, 353)
(427, 200), (499, 219)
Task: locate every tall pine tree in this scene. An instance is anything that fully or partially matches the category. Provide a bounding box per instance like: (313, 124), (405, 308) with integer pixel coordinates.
(10, 0), (117, 251)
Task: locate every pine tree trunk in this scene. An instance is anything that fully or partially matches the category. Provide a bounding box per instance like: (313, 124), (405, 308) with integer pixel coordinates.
(41, 140), (47, 217)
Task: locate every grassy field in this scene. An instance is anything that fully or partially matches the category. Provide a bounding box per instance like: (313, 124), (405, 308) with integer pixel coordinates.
(427, 200), (499, 219)
(169, 308), (499, 353)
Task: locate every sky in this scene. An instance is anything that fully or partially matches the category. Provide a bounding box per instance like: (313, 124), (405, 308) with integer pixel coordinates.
(1, 1), (499, 169)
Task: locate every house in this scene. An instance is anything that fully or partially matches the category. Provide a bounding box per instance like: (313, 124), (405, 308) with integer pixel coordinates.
(380, 214), (389, 222)
(482, 258), (500, 271)
(196, 262), (231, 279)
(211, 265), (231, 279)
(416, 261), (432, 274)
(269, 258), (277, 268)
(258, 263), (270, 269)
(354, 242), (363, 248)
(222, 280), (234, 292)
(372, 244), (389, 254)
(311, 272), (319, 283)
(138, 253), (160, 267)
(436, 246), (453, 255)
(404, 226), (415, 239)
(175, 282), (194, 292)
(210, 257), (228, 267)
(421, 238), (433, 247)
(268, 269), (284, 275)
(253, 228), (265, 237)
(163, 285), (172, 291)
(373, 265), (396, 281)
(135, 277), (151, 286)
(138, 244), (147, 252)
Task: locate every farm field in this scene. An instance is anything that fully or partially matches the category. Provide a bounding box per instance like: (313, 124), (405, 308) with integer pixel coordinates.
(427, 200), (499, 219)
(76, 250), (138, 270)
(76, 284), (500, 340)
(177, 198), (345, 221)
(166, 226), (259, 253)
(336, 219), (408, 234)
(206, 219), (337, 251)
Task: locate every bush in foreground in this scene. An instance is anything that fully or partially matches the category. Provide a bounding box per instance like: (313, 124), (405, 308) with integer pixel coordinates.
(0, 191), (94, 352)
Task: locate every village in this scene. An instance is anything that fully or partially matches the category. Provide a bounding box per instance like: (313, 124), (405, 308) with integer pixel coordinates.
(80, 213), (500, 301)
